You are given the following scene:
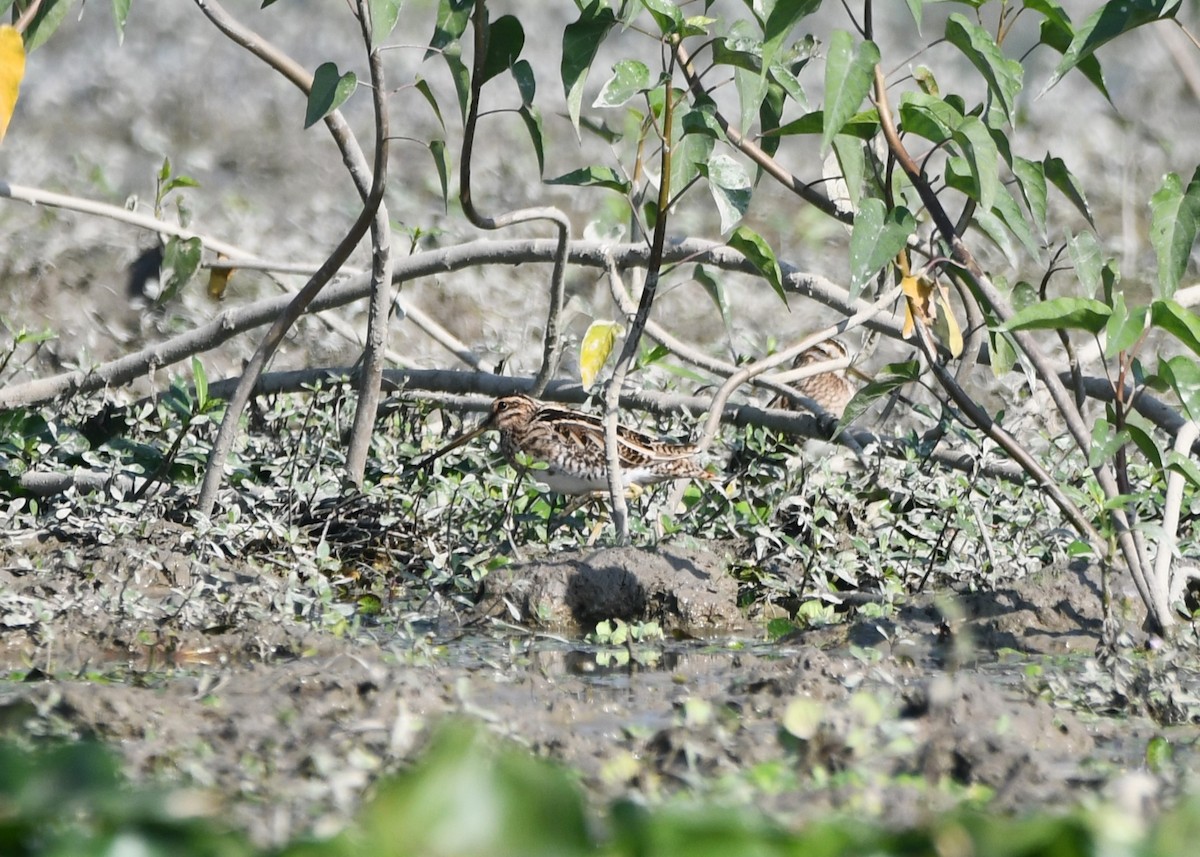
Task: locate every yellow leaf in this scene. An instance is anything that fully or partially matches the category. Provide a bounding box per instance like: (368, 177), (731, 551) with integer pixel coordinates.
(935, 282), (964, 358)
(901, 272), (964, 357)
(578, 320), (623, 390)
(0, 26), (25, 143)
(900, 274), (929, 339)
(207, 256), (234, 301)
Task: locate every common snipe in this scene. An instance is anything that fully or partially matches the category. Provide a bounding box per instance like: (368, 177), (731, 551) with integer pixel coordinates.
(775, 339), (856, 417)
(417, 395), (714, 494)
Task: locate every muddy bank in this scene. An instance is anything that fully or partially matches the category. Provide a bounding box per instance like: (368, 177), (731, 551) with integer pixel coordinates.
(0, 529), (1192, 846)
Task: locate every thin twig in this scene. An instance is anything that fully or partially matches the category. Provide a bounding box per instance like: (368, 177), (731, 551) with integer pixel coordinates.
(694, 287), (900, 453)
(602, 62), (680, 544)
(345, 0), (394, 486)
(671, 37), (847, 222)
(195, 2), (389, 517)
(0, 181), (313, 268)
(460, 0), (570, 396)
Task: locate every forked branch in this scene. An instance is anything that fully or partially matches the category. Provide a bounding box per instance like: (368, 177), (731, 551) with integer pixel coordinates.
(196, 4), (390, 517)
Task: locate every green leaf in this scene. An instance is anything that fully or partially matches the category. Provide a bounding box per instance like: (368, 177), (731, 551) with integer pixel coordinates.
(592, 59), (650, 109)
(546, 166), (630, 193)
(426, 0), (471, 58)
(702, 153), (752, 233)
(694, 265), (732, 334)
(988, 329), (1019, 378)
(821, 30), (880, 155)
(769, 62), (808, 111)
(1089, 418), (1131, 468)
(1149, 169), (1200, 299)
(1044, 154), (1093, 225)
(1028, 0), (1112, 102)
(191, 356), (209, 412)
(639, 0), (682, 33)
(1165, 449), (1200, 490)
(479, 14), (524, 86)
(162, 175), (200, 196)
(305, 62), (357, 129)
(762, 0), (821, 74)
(848, 199), (915, 300)
(757, 79), (786, 159)
(1042, 0), (1180, 95)
(913, 65), (939, 96)
(713, 21), (763, 75)
(734, 63), (770, 134)
(428, 139), (450, 211)
(1126, 415), (1164, 471)
(111, 0), (130, 45)
(988, 182), (1043, 262)
(836, 360), (920, 433)
(681, 102), (721, 138)
(897, 90), (963, 143)
(368, 0), (403, 46)
(518, 104), (544, 176)
(970, 208), (1019, 266)
(512, 59), (536, 107)
(426, 0), (472, 120)
(414, 77), (446, 132)
(1002, 296), (1111, 333)
(728, 225), (787, 305)
(561, 1), (617, 136)
(158, 236), (203, 305)
(831, 134), (865, 210)
(1160, 353), (1200, 422)
(442, 45), (471, 122)
(669, 131), (715, 199)
(951, 116), (1000, 213)
(774, 109), (878, 139)
(944, 14), (1024, 127)
(904, 0), (923, 30)
(22, 0), (72, 52)
(1104, 292), (1147, 358)
(1012, 155), (1048, 237)
(1151, 299), (1200, 357)
(1068, 230), (1103, 297)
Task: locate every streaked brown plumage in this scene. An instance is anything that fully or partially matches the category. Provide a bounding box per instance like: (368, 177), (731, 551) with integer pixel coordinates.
(418, 395), (714, 494)
(774, 339), (856, 417)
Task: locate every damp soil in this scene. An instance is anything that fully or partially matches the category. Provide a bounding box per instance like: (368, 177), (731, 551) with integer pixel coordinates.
(3, 0), (1200, 850)
(1, 526), (1195, 847)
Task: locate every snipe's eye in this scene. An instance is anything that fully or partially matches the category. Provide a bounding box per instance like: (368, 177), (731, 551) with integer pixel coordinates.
(497, 401), (509, 411)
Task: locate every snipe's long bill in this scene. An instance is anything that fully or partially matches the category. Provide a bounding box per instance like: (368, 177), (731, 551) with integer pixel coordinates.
(415, 395), (714, 495)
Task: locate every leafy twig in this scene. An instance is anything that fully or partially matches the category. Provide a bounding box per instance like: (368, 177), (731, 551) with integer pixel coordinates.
(461, 0), (570, 396)
(195, 3), (390, 517)
(192, 0), (394, 489)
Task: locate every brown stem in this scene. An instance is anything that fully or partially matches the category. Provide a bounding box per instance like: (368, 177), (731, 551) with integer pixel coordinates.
(13, 0), (43, 33)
